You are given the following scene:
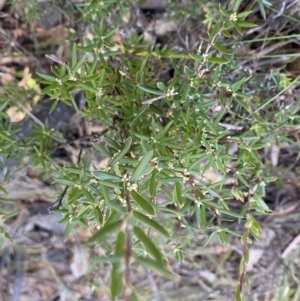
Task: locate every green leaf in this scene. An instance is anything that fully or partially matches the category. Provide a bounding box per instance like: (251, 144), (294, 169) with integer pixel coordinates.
(214, 43), (232, 55)
(208, 57), (230, 64)
(100, 184), (110, 203)
(82, 188), (94, 203)
(219, 9), (230, 18)
(64, 222), (72, 239)
(88, 219), (123, 244)
(131, 105), (149, 128)
(99, 180), (122, 189)
(106, 199), (127, 214)
(111, 231), (125, 301)
(64, 167), (82, 175)
(195, 206), (201, 228)
(135, 256), (177, 280)
(250, 142), (267, 150)
(133, 211), (169, 237)
(174, 182), (183, 207)
(157, 82), (167, 92)
(237, 11), (253, 19)
(159, 177), (182, 184)
(156, 121), (174, 139)
(233, 0), (243, 12)
(0, 131), (14, 143)
(235, 284), (241, 301)
(219, 230), (229, 245)
(134, 226), (163, 263)
(41, 83), (58, 95)
(237, 174), (249, 187)
(93, 143), (111, 157)
(233, 22), (243, 35)
(189, 53), (203, 60)
(222, 28), (231, 37)
(71, 44), (77, 69)
(72, 54), (87, 74)
(149, 169), (157, 197)
(131, 150), (153, 182)
(59, 64), (66, 77)
(244, 274), (250, 294)
(105, 27), (118, 39)
(257, 0), (266, 20)
(131, 190), (156, 216)
(75, 204), (92, 219)
(235, 97), (250, 112)
(110, 137), (132, 166)
(77, 82), (98, 93)
(204, 231), (217, 247)
(238, 21), (256, 28)
(0, 100), (9, 112)
(54, 178), (76, 186)
(250, 216), (262, 232)
(138, 85), (164, 96)
(92, 171), (122, 182)
(209, 20), (222, 41)
(105, 137), (121, 151)
(219, 209), (243, 219)
(37, 72), (56, 82)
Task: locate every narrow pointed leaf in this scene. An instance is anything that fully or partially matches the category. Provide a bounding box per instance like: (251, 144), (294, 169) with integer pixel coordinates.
(204, 231), (217, 247)
(214, 43), (232, 55)
(110, 137), (132, 166)
(131, 150), (153, 182)
(131, 191), (155, 216)
(149, 169), (157, 197)
(174, 182), (183, 207)
(71, 44), (77, 69)
(111, 231), (125, 301)
(138, 85), (164, 96)
(37, 72), (56, 82)
(93, 143), (111, 157)
(92, 171), (122, 182)
(82, 188), (94, 203)
(54, 178), (76, 186)
(133, 211), (169, 237)
(208, 57), (230, 64)
(88, 219), (123, 244)
(134, 226), (163, 263)
(72, 54), (87, 74)
(135, 256), (177, 280)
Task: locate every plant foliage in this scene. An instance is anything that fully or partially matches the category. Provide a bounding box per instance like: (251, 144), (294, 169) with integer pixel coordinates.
(1, 2), (284, 300)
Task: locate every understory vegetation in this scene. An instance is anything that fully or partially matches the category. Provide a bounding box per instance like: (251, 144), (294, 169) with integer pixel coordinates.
(1, 1), (300, 300)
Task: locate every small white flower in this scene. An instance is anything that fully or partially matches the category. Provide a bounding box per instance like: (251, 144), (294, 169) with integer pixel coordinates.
(56, 78), (62, 86)
(230, 13), (237, 22)
(69, 74), (77, 81)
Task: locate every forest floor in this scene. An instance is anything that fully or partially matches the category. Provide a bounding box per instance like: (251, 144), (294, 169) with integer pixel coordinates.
(1, 1), (300, 300)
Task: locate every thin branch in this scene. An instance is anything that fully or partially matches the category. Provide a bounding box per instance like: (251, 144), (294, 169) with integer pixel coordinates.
(237, 199), (251, 300)
(142, 91), (178, 105)
(196, 23), (224, 77)
(16, 102), (44, 128)
(238, 227), (250, 299)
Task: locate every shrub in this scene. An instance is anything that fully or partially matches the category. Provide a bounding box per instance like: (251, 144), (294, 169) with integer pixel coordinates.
(1, 2), (285, 301)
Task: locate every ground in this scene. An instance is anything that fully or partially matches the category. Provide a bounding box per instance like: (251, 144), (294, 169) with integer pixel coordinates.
(1, 1), (300, 301)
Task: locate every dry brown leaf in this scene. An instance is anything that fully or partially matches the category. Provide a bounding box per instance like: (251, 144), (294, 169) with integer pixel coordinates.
(154, 19), (178, 36)
(70, 244), (89, 279)
(35, 26), (68, 43)
(270, 143), (280, 167)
